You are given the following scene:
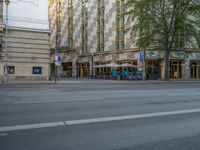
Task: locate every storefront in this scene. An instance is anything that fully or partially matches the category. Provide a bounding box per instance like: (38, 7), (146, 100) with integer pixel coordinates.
(145, 50), (163, 80)
(79, 63), (89, 78)
(190, 60), (199, 79)
(169, 51), (185, 79)
(117, 60), (138, 74)
(146, 59), (162, 80)
(170, 59), (183, 79)
(94, 62), (109, 77)
(62, 62), (72, 77)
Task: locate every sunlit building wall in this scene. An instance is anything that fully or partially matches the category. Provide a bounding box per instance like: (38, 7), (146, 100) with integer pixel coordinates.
(0, 0), (50, 80)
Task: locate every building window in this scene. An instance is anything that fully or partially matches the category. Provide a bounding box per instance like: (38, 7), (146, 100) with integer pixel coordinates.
(68, 0), (73, 48)
(82, 0), (88, 53)
(116, 0), (125, 50)
(56, 0), (61, 34)
(191, 61), (199, 79)
(97, 0), (104, 52)
(33, 67), (42, 75)
(48, 0), (52, 6)
(170, 60), (183, 79)
(48, 0), (51, 29)
(8, 66), (15, 74)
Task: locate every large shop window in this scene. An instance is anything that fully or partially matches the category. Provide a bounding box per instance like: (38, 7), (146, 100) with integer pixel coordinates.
(32, 66), (42, 75)
(79, 63), (89, 78)
(191, 61), (199, 79)
(170, 60), (183, 79)
(146, 60), (161, 80)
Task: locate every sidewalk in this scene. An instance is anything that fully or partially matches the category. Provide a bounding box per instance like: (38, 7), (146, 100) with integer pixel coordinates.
(2, 78), (200, 84)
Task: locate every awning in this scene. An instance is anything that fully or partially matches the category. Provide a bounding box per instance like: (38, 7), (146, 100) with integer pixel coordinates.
(118, 63), (138, 68)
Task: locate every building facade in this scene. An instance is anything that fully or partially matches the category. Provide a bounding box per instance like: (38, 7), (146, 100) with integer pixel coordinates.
(49, 0), (200, 80)
(0, 0), (50, 80)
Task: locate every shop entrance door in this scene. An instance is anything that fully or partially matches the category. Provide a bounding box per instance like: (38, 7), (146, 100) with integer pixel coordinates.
(79, 63), (89, 78)
(62, 62), (72, 77)
(170, 60), (183, 79)
(146, 60), (161, 80)
(191, 61), (198, 79)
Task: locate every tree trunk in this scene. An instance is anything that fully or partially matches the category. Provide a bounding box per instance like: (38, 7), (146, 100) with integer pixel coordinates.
(164, 50), (170, 80)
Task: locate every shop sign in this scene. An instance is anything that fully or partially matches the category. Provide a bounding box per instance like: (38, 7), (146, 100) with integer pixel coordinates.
(139, 51), (145, 61)
(55, 55), (61, 66)
(192, 53), (200, 59)
(146, 50), (158, 58)
(197, 54), (200, 59)
(170, 51), (185, 59)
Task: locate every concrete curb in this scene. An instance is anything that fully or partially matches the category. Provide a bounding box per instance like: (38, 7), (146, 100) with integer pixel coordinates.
(1, 79), (200, 84)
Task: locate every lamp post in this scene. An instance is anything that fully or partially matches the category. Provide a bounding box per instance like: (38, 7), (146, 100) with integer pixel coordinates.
(3, 0), (10, 83)
(139, 49), (146, 80)
(55, 34), (61, 83)
(91, 52), (94, 79)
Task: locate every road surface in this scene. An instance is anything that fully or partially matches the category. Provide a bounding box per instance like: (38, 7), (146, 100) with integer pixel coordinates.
(0, 81), (200, 149)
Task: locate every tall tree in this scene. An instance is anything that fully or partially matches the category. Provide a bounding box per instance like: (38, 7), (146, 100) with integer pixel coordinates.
(125, 0), (200, 79)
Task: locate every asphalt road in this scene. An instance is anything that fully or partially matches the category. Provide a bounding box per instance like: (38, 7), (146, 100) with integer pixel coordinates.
(0, 81), (200, 150)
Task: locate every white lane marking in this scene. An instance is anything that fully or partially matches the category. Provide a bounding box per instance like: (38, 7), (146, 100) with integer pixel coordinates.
(0, 133), (8, 137)
(1, 108), (200, 132)
(65, 108), (200, 125)
(14, 98), (104, 104)
(0, 122), (65, 132)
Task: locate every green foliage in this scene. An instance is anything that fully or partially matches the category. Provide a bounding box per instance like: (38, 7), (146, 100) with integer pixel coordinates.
(125, 0), (200, 51)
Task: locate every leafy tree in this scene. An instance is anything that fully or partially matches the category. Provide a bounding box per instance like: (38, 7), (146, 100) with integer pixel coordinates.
(125, 0), (200, 79)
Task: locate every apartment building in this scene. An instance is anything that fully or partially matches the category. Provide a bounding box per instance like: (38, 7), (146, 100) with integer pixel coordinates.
(49, 0), (200, 80)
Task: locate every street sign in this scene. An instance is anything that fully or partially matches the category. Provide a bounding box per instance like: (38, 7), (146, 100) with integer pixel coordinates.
(55, 55), (61, 66)
(140, 51), (145, 62)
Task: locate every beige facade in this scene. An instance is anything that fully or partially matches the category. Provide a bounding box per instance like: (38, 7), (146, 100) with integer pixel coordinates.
(0, 0), (50, 80)
(49, 0), (200, 80)
(0, 28), (50, 80)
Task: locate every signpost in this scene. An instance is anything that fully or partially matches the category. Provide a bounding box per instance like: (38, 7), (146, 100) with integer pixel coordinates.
(140, 50), (146, 80)
(55, 54), (61, 83)
(140, 51), (145, 62)
(54, 34), (60, 83)
(55, 55), (61, 66)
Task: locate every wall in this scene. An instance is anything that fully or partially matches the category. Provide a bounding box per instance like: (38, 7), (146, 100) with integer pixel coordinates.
(4, 0), (49, 30)
(0, 29), (50, 80)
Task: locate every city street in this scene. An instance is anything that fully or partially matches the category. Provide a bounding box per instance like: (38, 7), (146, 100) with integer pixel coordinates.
(0, 81), (200, 150)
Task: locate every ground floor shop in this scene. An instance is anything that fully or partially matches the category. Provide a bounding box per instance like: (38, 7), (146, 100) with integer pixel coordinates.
(190, 60), (200, 79)
(79, 63), (89, 78)
(170, 59), (184, 79)
(117, 60), (138, 74)
(50, 50), (200, 80)
(94, 62), (109, 79)
(62, 62), (73, 77)
(145, 59), (162, 80)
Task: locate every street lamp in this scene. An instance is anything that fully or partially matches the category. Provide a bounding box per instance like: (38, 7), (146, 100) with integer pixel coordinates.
(91, 52), (94, 79)
(54, 34), (60, 83)
(3, 0), (10, 83)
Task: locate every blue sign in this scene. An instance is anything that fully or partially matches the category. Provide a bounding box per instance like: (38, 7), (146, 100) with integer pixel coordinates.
(140, 51), (145, 62)
(55, 55), (61, 66)
(33, 67), (42, 74)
